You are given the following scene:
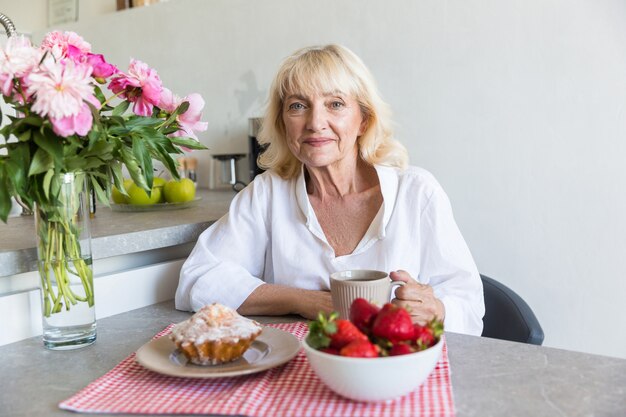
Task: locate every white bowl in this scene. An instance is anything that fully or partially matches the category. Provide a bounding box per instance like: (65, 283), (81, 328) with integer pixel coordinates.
(302, 334), (443, 402)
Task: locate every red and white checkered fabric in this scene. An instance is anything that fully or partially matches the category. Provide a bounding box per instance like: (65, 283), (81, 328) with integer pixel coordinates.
(60, 322), (455, 417)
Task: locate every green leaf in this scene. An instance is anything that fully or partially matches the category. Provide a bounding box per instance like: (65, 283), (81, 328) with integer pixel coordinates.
(17, 129), (31, 142)
(83, 140), (115, 159)
(33, 130), (63, 166)
(159, 102), (189, 130)
(5, 142), (30, 194)
(42, 169), (54, 200)
(28, 148), (53, 176)
(66, 156), (105, 171)
(120, 146), (147, 190)
(109, 162), (126, 191)
(108, 115), (126, 126)
(87, 127), (104, 150)
(153, 144), (179, 181)
(125, 117), (161, 130)
(0, 166), (11, 223)
(168, 136), (207, 150)
(305, 312), (338, 349)
(16, 116), (43, 128)
(132, 135), (153, 189)
(175, 101), (190, 116)
(90, 175), (108, 206)
(48, 172), (61, 202)
(93, 85), (106, 105)
(86, 100), (101, 128)
(112, 100), (130, 117)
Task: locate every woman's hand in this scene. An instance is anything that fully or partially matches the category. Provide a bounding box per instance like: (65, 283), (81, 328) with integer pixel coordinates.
(390, 270), (445, 325)
(295, 290), (334, 320)
(238, 284), (333, 320)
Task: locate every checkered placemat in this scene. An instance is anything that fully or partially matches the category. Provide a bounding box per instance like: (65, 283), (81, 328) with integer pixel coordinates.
(59, 322), (455, 417)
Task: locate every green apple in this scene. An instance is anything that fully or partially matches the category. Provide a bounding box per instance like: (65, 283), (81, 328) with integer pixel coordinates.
(163, 178), (195, 203)
(153, 177), (167, 187)
(152, 177), (167, 202)
(127, 182), (163, 205)
(111, 178), (134, 204)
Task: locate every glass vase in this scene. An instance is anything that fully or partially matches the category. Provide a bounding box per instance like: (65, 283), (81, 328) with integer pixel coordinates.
(35, 172), (96, 350)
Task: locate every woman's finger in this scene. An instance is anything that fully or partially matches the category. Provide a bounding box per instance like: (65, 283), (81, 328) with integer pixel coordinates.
(389, 270), (412, 283)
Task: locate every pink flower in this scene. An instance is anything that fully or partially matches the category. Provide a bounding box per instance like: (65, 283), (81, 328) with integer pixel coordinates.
(40, 31), (91, 61)
(108, 59), (162, 116)
(50, 102), (93, 137)
(174, 93), (208, 140)
(158, 87), (177, 112)
(50, 92), (100, 138)
(158, 88), (208, 140)
(0, 35), (42, 97)
(26, 58), (96, 120)
(86, 53), (118, 79)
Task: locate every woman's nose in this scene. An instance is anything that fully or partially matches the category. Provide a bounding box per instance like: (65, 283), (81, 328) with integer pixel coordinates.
(305, 104), (327, 132)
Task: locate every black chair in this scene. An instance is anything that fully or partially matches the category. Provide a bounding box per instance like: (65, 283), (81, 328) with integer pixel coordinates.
(481, 274), (544, 345)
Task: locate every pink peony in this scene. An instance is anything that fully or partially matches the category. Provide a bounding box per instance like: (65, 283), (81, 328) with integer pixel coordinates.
(86, 53), (118, 79)
(26, 58), (96, 120)
(158, 87), (177, 112)
(158, 88), (208, 140)
(50, 102), (92, 137)
(108, 59), (162, 117)
(40, 31), (91, 61)
(50, 92), (100, 138)
(174, 93), (208, 139)
(0, 35), (42, 97)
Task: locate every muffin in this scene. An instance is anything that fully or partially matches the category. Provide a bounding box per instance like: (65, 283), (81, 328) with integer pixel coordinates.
(170, 303), (263, 365)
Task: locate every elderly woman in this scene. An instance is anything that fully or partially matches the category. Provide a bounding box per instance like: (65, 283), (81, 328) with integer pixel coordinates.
(175, 45), (484, 335)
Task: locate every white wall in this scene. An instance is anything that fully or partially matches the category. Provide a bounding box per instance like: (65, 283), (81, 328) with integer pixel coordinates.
(0, 0), (117, 35)
(1, 0), (625, 359)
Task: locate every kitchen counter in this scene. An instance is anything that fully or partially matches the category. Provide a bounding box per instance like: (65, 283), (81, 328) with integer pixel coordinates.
(1, 300), (625, 417)
(0, 188), (235, 278)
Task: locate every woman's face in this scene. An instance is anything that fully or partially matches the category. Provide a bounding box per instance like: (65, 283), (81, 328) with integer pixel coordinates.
(282, 90), (366, 170)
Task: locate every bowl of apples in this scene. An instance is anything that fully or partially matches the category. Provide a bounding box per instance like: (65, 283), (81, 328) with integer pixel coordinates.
(302, 298), (444, 402)
(111, 177), (198, 211)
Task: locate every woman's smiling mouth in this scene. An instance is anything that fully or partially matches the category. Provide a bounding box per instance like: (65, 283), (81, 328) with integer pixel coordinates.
(303, 137), (334, 147)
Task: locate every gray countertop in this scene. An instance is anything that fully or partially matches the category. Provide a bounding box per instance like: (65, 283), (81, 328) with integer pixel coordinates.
(1, 301), (624, 417)
(0, 188), (236, 278)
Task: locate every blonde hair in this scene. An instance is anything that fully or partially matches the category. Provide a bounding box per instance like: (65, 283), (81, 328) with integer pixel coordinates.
(257, 44), (408, 178)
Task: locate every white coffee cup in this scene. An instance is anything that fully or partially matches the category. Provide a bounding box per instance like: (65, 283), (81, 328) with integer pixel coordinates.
(329, 270), (405, 319)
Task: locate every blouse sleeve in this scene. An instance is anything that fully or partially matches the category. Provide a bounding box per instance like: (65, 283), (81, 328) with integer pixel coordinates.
(174, 179), (269, 312)
(418, 185), (485, 335)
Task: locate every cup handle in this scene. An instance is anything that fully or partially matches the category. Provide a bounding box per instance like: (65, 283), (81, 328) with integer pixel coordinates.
(390, 280), (405, 296)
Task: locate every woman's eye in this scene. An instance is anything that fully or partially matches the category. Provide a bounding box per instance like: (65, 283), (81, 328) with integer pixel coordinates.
(330, 101), (345, 109)
(288, 102), (305, 111)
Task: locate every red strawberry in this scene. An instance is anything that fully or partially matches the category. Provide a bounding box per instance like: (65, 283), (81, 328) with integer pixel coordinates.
(389, 343), (416, 356)
(320, 347), (340, 355)
(339, 339), (379, 358)
(330, 319), (368, 349)
(413, 319), (444, 350)
(306, 312), (368, 350)
(349, 298), (381, 333)
(371, 303), (415, 343)
(413, 324), (435, 348)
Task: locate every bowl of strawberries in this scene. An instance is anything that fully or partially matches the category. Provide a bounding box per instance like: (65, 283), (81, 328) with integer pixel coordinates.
(302, 298), (444, 402)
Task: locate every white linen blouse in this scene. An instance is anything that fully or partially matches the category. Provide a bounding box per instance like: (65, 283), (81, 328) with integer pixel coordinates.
(175, 165), (485, 335)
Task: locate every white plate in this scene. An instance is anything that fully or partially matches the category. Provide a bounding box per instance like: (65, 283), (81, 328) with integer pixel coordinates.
(111, 197), (201, 212)
(135, 327), (301, 378)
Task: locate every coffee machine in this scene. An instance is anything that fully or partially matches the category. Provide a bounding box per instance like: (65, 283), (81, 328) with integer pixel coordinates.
(211, 153), (247, 192)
